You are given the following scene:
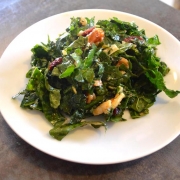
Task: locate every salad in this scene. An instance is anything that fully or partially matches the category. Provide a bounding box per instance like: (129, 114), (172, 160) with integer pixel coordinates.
(13, 17), (180, 140)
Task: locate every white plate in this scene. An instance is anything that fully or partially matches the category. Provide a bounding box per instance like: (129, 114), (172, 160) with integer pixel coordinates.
(0, 9), (180, 165)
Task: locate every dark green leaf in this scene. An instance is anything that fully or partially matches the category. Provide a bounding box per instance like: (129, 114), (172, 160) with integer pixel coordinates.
(147, 35), (161, 46)
(49, 121), (106, 141)
(145, 70), (180, 98)
(84, 44), (97, 68)
(59, 65), (75, 78)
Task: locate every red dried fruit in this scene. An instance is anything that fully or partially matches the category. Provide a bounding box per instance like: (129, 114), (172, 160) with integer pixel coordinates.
(123, 36), (144, 43)
(49, 57), (63, 70)
(113, 108), (120, 116)
(81, 27), (95, 36)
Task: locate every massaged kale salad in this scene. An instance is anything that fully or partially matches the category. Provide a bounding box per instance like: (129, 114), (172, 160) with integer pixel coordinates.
(13, 17), (180, 140)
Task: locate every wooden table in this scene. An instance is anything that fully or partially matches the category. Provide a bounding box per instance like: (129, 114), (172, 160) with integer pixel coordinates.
(0, 0), (180, 179)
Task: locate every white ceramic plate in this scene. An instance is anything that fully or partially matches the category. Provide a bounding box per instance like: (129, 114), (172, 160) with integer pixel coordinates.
(0, 9), (180, 165)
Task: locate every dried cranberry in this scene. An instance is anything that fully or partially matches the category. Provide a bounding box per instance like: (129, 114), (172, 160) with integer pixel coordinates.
(123, 36), (144, 43)
(113, 108), (120, 116)
(82, 27), (95, 36)
(49, 57), (62, 70)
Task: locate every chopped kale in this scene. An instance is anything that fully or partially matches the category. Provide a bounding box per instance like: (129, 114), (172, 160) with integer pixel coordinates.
(13, 17), (180, 140)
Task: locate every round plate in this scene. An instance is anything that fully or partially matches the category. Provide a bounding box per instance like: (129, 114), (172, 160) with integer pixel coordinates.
(0, 9), (180, 165)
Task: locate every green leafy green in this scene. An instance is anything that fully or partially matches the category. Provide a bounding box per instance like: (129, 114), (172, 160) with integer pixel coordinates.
(50, 120), (106, 141)
(146, 70), (180, 98)
(84, 44), (97, 67)
(59, 65), (75, 78)
(147, 35), (161, 46)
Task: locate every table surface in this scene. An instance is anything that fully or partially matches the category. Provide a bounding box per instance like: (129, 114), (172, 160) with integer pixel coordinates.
(0, 0), (180, 179)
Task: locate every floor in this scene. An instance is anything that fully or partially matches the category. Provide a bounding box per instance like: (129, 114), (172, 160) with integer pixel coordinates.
(0, 0), (179, 10)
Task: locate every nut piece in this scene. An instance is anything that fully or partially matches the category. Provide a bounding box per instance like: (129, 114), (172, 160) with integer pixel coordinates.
(111, 93), (125, 109)
(86, 93), (96, 104)
(109, 44), (119, 55)
(93, 100), (112, 115)
(116, 57), (129, 69)
(80, 17), (87, 26)
(93, 88), (125, 116)
(94, 79), (103, 87)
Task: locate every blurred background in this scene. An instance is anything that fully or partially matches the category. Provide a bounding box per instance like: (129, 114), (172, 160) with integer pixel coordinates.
(160, 0), (180, 9)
